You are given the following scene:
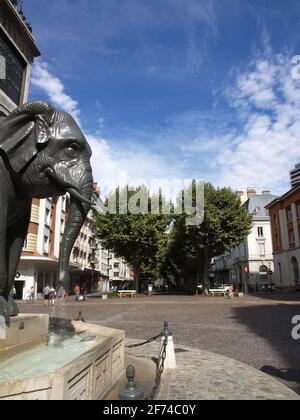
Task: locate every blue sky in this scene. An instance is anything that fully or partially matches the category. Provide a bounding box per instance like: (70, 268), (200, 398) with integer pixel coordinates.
(24, 0), (300, 196)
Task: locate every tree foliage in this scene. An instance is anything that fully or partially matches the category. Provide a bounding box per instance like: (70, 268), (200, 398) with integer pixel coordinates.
(162, 182), (253, 293)
(94, 186), (172, 292)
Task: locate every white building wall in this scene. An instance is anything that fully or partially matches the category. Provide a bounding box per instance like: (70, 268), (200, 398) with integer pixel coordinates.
(273, 249), (300, 289)
(213, 219), (274, 289)
(54, 196), (66, 258)
(279, 209), (289, 250)
(37, 198), (52, 255)
(15, 262), (36, 300)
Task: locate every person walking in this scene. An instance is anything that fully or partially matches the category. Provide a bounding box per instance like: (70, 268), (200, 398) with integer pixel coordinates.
(228, 284), (234, 299)
(43, 285), (50, 306)
(82, 284), (88, 301)
(74, 284), (81, 302)
(50, 287), (56, 307)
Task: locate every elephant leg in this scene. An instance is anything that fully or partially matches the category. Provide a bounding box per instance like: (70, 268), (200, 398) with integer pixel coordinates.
(5, 206), (31, 317)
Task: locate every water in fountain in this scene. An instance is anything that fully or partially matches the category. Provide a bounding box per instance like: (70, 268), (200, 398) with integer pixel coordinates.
(0, 332), (100, 382)
(49, 285), (70, 346)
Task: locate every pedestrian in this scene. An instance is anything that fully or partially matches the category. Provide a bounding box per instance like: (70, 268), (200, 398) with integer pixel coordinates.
(43, 285), (50, 306)
(82, 284), (88, 301)
(30, 286), (35, 302)
(74, 284), (81, 302)
(50, 287), (56, 307)
(228, 284), (234, 299)
(12, 286), (17, 300)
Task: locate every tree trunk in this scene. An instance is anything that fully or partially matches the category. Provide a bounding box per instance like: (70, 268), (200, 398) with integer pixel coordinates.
(134, 266), (141, 294)
(203, 245), (210, 295)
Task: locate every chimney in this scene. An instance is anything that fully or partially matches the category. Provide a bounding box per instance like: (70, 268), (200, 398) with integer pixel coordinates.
(247, 187), (257, 199)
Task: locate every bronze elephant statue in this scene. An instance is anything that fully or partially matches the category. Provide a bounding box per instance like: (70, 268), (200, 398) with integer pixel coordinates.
(0, 101), (94, 325)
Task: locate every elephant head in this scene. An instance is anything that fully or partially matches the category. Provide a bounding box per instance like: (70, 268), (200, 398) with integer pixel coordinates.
(0, 101), (94, 293)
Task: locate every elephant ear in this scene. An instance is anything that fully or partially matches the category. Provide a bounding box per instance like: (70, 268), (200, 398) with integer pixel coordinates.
(0, 101), (55, 173)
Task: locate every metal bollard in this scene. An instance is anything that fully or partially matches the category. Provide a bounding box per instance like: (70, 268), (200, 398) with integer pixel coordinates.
(162, 321), (172, 337)
(159, 321), (176, 369)
(119, 365), (145, 400)
(74, 311), (85, 322)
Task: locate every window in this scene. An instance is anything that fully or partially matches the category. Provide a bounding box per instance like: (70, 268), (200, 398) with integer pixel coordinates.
(114, 262), (120, 269)
(259, 243), (265, 256)
(23, 236), (28, 249)
(259, 265), (268, 280)
(289, 229), (295, 245)
(257, 227), (264, 237)
(113, 272), (119, 278)
(296, 201), (300, 219)
(45, 208), (50, 226)
(43, 236), (49, 254)
(291, 257), (300, 284)
(286, 206), (293, 223)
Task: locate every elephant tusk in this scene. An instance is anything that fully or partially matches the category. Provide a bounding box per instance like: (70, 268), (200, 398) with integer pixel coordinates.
(66, 187), (94, 206)
(45, 168), (94, 207)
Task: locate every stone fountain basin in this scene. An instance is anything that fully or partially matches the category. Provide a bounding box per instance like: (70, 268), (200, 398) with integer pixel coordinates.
(0, 315), (125, 400)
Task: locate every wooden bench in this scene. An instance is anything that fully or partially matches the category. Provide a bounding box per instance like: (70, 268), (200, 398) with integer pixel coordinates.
(118, 290), (137, 299)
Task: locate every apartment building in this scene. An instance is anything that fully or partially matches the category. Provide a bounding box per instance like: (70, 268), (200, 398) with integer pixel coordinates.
(108, 253), (133, 289)
(213, 188), (276, 292)
(266, 185), (300, 290)
(0, 0), (40, 116)
(16, 184), (108, 299)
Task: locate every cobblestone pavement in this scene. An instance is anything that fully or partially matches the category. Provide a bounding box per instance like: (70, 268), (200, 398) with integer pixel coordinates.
(18, 293), (300, 394)
(126, 339), (300, 400)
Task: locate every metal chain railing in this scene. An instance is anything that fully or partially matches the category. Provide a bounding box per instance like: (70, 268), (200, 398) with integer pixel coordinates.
(125, 333), (162, 349)
(148, 333), (168, 400)
(124, 321), (172, 400)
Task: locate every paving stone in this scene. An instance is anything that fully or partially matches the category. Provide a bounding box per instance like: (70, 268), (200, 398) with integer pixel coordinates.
(18, 293), (300, 396)
(126, 338), (300, 400)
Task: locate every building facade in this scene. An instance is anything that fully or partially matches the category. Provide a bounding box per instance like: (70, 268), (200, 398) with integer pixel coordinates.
(213, 189), (276, 292)
(266, 185), (300, 290)
(0, 0), (40, 115)
(108, 253), (133, 289)
(16, 184), (109, 299)
(290, 163), (300, 189)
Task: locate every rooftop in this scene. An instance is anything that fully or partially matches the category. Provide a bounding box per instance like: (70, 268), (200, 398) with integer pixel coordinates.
(244, 193), (277, 219)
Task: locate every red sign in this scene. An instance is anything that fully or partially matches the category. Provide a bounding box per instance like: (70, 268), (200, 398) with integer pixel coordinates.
(244, 267), (249, 273)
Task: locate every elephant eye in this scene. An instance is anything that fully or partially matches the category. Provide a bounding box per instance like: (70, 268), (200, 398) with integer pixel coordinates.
(66, 142), (81, 157)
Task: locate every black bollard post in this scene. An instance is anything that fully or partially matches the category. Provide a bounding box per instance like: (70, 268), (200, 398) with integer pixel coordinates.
(119, 365), (145, 400)
(162, 321), (172, 337)
(74, 311), (85, 322)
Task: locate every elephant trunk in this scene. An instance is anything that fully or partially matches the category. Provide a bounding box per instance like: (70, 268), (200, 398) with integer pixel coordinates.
(58, 178), (93, 293)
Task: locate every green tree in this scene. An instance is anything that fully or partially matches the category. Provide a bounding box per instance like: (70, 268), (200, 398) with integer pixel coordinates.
(94, 185), (172, 293)
(163, 182), (252, 293)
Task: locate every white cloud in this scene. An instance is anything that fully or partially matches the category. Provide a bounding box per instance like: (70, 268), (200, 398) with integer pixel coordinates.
(87, 135), (185, 198)
(29, 61), (185, 197)
(216, 52), (300, 194)
(31, 60), (81, 124)
(30, 49), (300, 199)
